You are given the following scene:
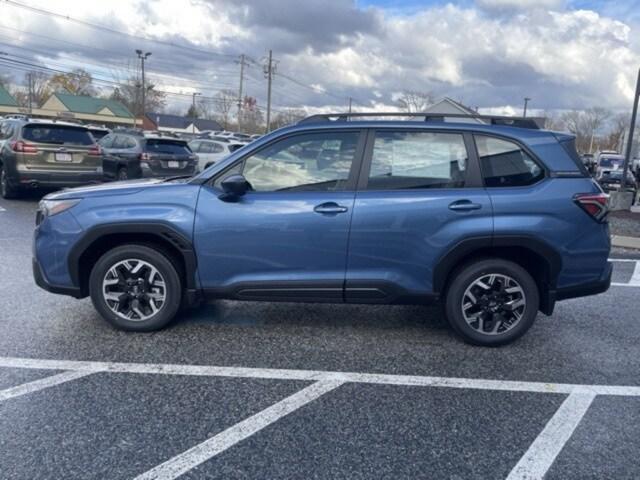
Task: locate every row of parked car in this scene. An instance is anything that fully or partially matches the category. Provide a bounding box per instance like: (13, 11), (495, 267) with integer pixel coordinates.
(581, 151), (639, 203)
(0, 117), (258, 198)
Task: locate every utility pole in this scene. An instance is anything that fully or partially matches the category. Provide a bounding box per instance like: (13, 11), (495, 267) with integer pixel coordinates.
(191, 92), (201, 134)
(27, 72), (33, 115)
(523, 97), (531, 117)
(237, 54), (249, 131)
(136, 49), (151, 127)
(622, 68), (640, 191)
(348, 97), (352, 114)
(263, 50), (277, 134)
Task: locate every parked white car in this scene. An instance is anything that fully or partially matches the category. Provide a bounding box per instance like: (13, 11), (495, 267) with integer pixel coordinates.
(188, 139), (246, 171)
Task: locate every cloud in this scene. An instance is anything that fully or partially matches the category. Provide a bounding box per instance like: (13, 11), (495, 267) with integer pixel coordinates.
(1, 0), (638, 114)
(476, 0), (564, 11)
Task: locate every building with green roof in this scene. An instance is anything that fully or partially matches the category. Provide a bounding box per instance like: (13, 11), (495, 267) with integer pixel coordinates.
(39, 92), (138, 126)
(0, 84), (19, 115)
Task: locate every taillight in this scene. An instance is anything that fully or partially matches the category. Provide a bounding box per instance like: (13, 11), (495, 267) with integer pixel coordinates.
(88, 144), (102, 156)
(10, 140), (38, 154)
(574, 193), (609, 222)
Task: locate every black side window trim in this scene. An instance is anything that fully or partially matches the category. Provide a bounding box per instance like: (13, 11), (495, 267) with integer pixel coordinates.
(208, 128), (368, 193)
(472, 133), (548, 188)
(356, 128), (484, 191)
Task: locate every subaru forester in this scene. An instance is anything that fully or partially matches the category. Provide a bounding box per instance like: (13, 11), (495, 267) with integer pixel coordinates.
(32, 113), (612, 346)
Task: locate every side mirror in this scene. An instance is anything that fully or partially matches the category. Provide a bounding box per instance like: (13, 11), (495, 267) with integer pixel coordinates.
(219, 174), (249, 200)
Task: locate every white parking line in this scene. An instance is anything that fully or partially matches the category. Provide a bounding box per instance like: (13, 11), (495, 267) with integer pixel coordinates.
(0, 356), (639, 397)
(134, 380), (344, 480)
(0, 370), (95, 402)
(609, 258), (640, 287)
(506, 392), (595, 480)
(0, 206), (5, 212)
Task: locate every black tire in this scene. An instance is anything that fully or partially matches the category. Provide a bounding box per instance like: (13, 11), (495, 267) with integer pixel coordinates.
(117, 167), (128, 181)
(89, 244), (182, 331)
(0, 164), (20, 199)
(444, 259), (539, 347)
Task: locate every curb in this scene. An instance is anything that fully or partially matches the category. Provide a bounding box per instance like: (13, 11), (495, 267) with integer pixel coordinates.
(611, 235), (640, 250)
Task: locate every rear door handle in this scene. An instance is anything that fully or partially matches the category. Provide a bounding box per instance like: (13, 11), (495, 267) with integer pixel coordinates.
(449, 200), (482, 211)
(314, 202), (349, 214)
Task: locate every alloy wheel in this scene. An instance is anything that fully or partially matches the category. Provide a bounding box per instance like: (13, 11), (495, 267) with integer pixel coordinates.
(461, 273), (526, 336)
(102, 258), (166, 321)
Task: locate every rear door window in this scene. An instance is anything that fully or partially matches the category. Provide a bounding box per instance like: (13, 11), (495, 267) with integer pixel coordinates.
(366, 130), (468, 190)
(475, 135), (544, 187)
(144, 139), (191, 154)
(22, 124), (93, 146)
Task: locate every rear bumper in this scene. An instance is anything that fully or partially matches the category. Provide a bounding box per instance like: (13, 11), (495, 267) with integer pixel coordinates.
(15, 169), (103, 188)
(544, 262), (613, 314)
(32, 257), (82, 298)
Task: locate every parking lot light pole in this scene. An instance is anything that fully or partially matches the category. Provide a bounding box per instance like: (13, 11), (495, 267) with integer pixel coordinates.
(192, 92), (201, 134)
(622, 68), (640, 191)
(136, 50), (152, 126)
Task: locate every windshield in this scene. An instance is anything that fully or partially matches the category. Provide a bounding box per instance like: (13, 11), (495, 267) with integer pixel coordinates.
(23, 124), (94, 146)
(144, 139), (192, 155)
(599, 157), (623, 168)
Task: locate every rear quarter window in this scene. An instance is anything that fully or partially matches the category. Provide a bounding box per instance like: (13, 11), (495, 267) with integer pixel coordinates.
(475, 135), (545, 187)
(22, 124), (93, 146)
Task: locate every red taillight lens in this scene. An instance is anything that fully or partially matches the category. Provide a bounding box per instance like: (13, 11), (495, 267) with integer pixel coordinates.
(10, 140), (38, 154)
(574, 193), (609, 221)
(88, 144), (102, 156)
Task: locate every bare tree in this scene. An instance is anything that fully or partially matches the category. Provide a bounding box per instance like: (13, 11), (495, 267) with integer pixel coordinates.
(542, 110), (565, 131)
(48, 68), (96, 96)
(270, 108), (306, 130)
(12, 71), (51, 108)
(602, 112), (628, 152)
(397, 90), (433, 113)
(239, 96), (264, 134)
(213, 89), (237, 129)
(560, 108), (611, 153)
(108, 64), (166, 116)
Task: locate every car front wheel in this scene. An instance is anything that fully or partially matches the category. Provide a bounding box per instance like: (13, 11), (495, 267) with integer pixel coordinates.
(445, 259), (539, 346)
(89, 245), (182, 331)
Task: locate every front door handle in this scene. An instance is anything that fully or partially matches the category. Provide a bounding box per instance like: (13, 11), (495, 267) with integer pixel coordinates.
(449, 200), (482, 211)
(314, 202), (349, 214)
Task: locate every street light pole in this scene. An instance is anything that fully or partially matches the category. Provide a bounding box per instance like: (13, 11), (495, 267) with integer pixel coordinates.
(136, 49), (151, 127)
(523, 97), (531, 117)
(192, 92), (201, 134)
(622, 68), (640, 191)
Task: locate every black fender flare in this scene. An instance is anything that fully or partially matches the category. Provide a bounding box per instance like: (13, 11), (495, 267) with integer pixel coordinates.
(68, 221), (198, 291)
(432, 235), (562, 294)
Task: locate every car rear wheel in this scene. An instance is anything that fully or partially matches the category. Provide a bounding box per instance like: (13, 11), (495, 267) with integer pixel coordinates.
(89, 245), (182, 331)
(0, 164), (20, 199)
(444, 259), (539, 346)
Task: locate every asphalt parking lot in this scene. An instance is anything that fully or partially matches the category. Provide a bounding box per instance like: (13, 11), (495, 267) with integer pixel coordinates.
(1, 194), (639, 480)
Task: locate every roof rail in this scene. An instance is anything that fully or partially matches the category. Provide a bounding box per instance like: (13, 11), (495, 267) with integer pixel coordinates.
(298, 112), (543, 130)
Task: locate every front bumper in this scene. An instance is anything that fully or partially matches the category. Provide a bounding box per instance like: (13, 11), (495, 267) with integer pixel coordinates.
(32, 257), (82, 298)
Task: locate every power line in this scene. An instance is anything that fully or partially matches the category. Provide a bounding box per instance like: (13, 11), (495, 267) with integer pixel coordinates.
(3, 0), (239, 60)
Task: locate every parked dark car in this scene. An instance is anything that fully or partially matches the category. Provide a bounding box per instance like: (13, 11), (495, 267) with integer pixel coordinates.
(0, 118), (102, 198)
(597, 169), (638, 203)
(99, 131), (198, 181)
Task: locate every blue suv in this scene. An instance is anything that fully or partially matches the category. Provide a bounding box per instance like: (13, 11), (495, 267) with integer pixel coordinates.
(32, 113), (612, 346)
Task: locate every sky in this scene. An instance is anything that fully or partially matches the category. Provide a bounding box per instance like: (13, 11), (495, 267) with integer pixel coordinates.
(0, 0), (639, 116)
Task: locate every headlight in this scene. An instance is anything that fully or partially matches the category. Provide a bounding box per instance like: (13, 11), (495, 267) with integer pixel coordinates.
(38, 199), (81, 218)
